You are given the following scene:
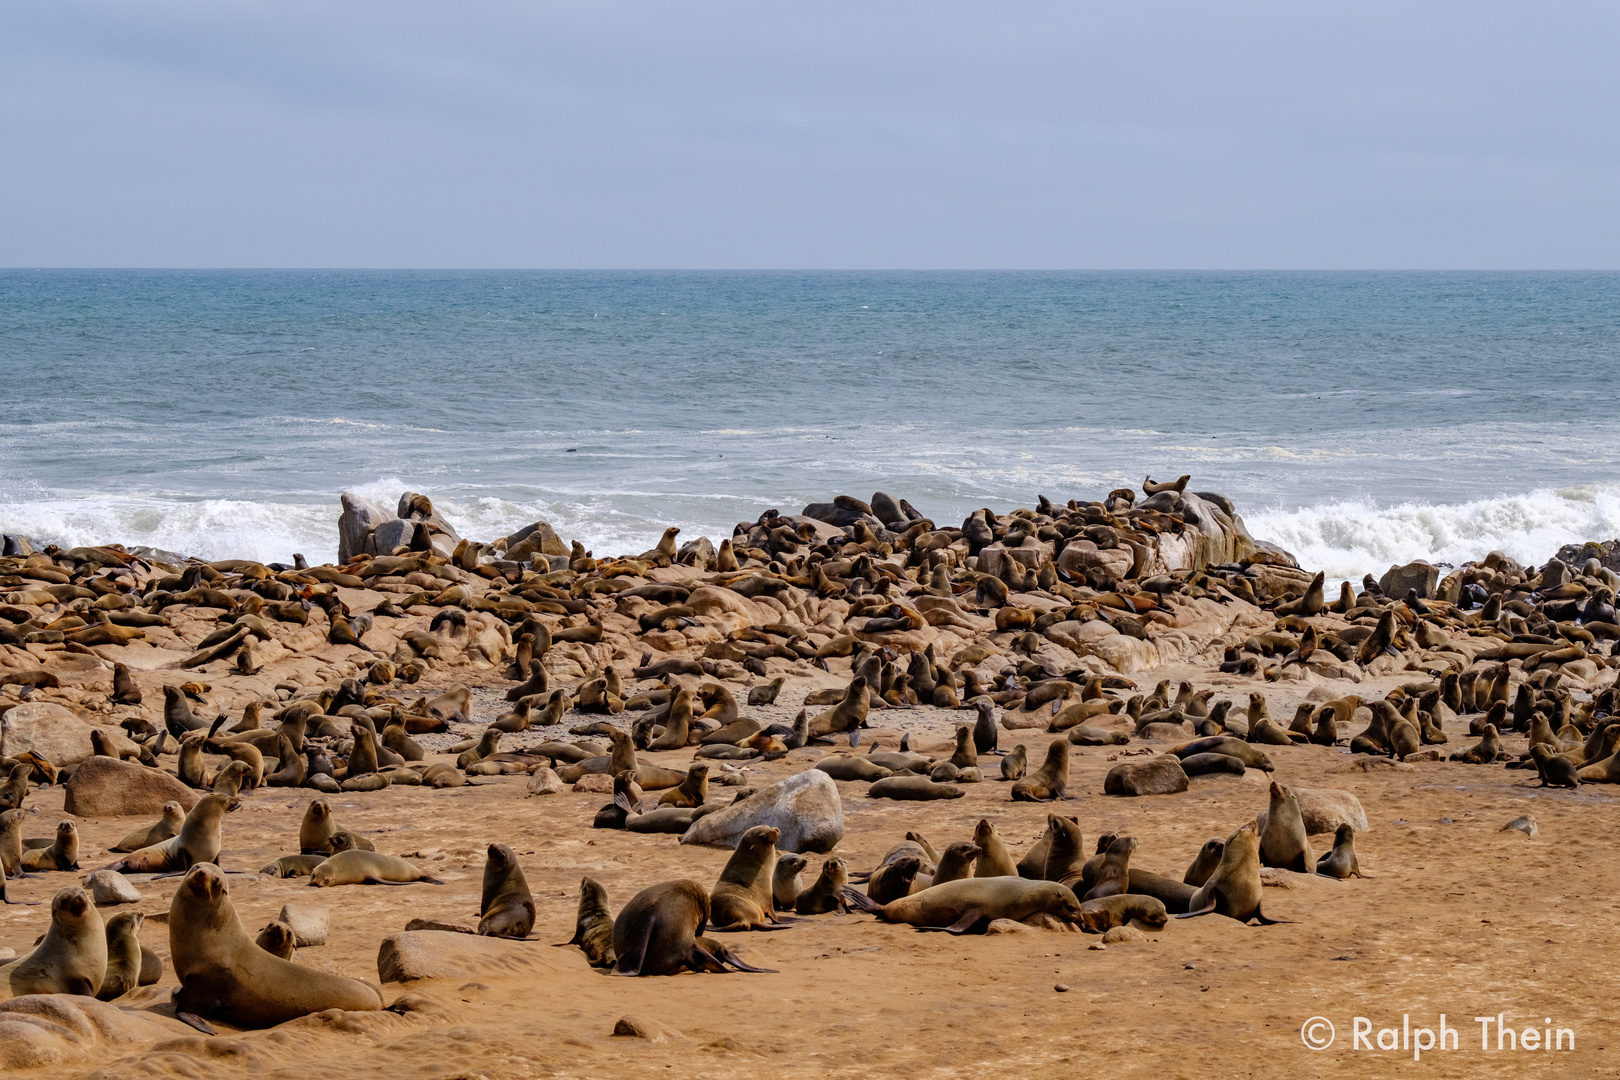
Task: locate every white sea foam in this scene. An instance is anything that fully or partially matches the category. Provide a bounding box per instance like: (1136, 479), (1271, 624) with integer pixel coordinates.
(5, 482), (1619, 582)
(1245, 484), (1620, 583)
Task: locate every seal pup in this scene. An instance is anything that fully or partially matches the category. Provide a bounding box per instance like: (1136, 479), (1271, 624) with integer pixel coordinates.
(1183, 839), (1225, 887)
(96, 911), (148, 1000)
(168, 863), (381, 1032)
(1000, 743), (1027, 781)
(793, 856), (850, 915)
(1529, 744), (1580, 789)
(772, 853), (808, 911)
(1314, 825), (1367, 879)
(971, 697), (999, 755)
(0, 886), (105, 998)
(478, 843), (536, 938)
(929, 841), (982, 887)
(1010, 739), (1070, 801)
(1079, 894), (1169, 933)
(709, 825), (791, 931)
(843, 877), (1083, 933)
(260, 854), (327, 878)
(612, 879), (775, 976)
(865, 855), (924, 904)
(1258, 781), (1313, 872)
(557, 876), (616, 967)
(1177, 822), (1282, 924)
(254, 920), (296, 960)
(658, 763), (710, 808)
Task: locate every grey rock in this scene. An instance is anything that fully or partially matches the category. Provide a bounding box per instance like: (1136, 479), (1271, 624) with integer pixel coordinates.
(337, 492), (393, 563)
(679, 769), (844, 854)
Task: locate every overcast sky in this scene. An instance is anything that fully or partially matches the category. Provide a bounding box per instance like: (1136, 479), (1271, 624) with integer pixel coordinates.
(2, 2), (1616, 269)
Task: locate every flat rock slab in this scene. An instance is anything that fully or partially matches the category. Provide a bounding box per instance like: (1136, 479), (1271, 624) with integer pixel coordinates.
(377, 930), (583, 983)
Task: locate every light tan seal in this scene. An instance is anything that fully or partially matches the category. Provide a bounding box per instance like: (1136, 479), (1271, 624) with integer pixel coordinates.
(478, 843), (535, 938)
(1010, 739), (1070, 802)
(20, 820), (80, 872)
(169, 863), (381, 1031)
(1258, 781), (1314, 872)
(0, 886), (105, 998)
(105, 793), (239, 874)
(843, 877), (1084, 933)
(111, 801), (186, 853)
(96, 910), (149, 1000)
(299, 798), (375, 855)
(1177, 822), (1282, 924)
(309, 849), (444, 887)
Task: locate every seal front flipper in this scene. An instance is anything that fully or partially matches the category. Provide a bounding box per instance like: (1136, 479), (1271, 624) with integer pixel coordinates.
(934, 909), (990, 935)
(612, 914), (657, 977)
(176, 1011), (217, 1035)
(1249, 907), (1289, 925)
(839, 887), (882, 914)
(697, 939), (777, 973)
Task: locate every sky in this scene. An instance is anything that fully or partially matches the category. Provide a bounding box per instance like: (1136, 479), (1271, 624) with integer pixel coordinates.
(1, 2), (1616, 269)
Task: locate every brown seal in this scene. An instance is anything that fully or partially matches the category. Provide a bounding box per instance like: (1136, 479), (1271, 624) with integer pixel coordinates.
(254, 920), (296, 959)
(1183, 839), (1225, 886)
(0, 886), (105, 997)
(1258, 781), (1313, 872)
(867, 775), (964, 800)
(710, 825), (791, 930)
(97, 910), (149, 1000)
(299, 798), (374, 855)
(1079, 894), (1168, 933)
(1314, 824), (1367, 879)
(1529, 745), (1580, 788)
(809, 676), (870, 739)
(309, 850), (444, 887)
(658, 763), (710, 808)
(478, 843), (536, 938)
(793, 856), (850, 915)
(611, 879), (775, 976)
(1082, 835), (1136, 900)
(1177, 822), (1282, 924)
(105, 794), (239, 874)
(971, 819), (1019, 877)
(930, 841), (981, 887)
(772, 853), (807, 910)
(866, 855), (924, 903)
(1010, 739), (1069, 801)
(1000, 743), (1028, 781)
(111, 801), (187, 853)
(169, 863), (381, 1031)
(558, 876), (617, 968)
(843, 877), (1084, 933)
(259, 854), (328, 878)
(21, 820), (79, 872)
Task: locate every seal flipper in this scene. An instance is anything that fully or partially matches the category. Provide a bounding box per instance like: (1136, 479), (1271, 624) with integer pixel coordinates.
(612, 914), (656, 977)
(176, 1012), (217, 1035)
(839, 886), (883, 915)
(934, 909), (990, 935)
(700, 939), (777, 973)
(1249, 906), (1289, 925)
(1176, 897), (1219, 919)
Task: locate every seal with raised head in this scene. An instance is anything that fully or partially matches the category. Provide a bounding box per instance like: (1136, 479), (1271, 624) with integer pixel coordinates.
(1177, 822), (1282, 924)
(169, 863), (381, 1031)
(97, 910), (148, 1000)
(110, 802), (187, 853)
(1258, 781), (1313, 872)
(479, 843), (536, 938)
(1010, 739), (1069, 801)
(1183, 839), (1225, 887)
(930, 842), (981, 887)
(1082, 835), (1136, 900)
(709, 825), (790, 931)
(0, 886), (105, 998)
(105, 794), (239, 874)
(773, 852), (808, 911)
(21, 820), (80, 872)
(612, 879), (775, 976)
(793, 856), (850, 915)
(557, 876), (616, 968)
(971, 819), (1019, 878)
(299, 798), (374, 855)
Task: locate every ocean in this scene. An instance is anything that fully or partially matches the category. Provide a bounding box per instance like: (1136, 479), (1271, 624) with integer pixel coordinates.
(2, 269), (1618, 582)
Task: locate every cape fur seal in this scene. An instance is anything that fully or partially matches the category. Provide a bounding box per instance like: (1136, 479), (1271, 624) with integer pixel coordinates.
(843, 877), (1084, 934)
(0, 886), (105, 998)
(793, 856), (850, 915)
(97, 910), (149, 1000)
(110, 802), (187, 853)
(20, 820), (79, 871)
(169, 863), (381, 1031)
(478, 843), (536, 938)
(710, 825), (790, 931)
(1177, 822), (1281, 924)
(1010, 739), (1069, 801)
(309, 850), (444, 887)
(612, 879), (775, 976)
(105, 794), (239, 875)
(558, 876), (617, 968)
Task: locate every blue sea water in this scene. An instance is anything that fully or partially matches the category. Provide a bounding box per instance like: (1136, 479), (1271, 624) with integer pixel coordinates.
(2, 269), (1618, 579)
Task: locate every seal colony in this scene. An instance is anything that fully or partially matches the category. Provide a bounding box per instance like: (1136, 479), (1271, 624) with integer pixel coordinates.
(1, 481), (1619, 1072)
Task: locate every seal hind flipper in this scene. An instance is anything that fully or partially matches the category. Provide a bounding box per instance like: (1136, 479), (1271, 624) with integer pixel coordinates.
(840, 886), (883, 914)
(1176, 898), (1219, 919)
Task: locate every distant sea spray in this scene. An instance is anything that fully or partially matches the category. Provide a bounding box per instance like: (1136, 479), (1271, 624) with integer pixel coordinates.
(3, 270), (1618, 581)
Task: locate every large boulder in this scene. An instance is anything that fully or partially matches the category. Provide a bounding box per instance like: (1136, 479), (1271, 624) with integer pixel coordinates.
(1103, 755), (1189, 797)
(679, 770), (844, 854)
(1, 702), (97, 765)
(368, 518), (417, 556)
(504, 521), (569, 561)
(62, 756), (199, 817)
(337, 492), (394, 563)
(1379, 560), (1440, 600)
